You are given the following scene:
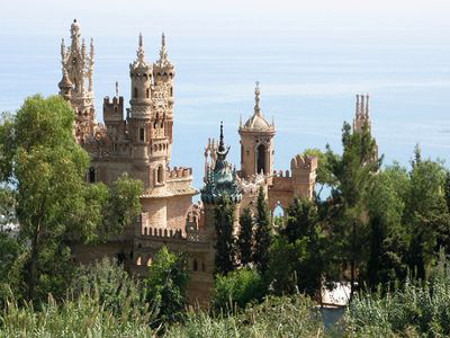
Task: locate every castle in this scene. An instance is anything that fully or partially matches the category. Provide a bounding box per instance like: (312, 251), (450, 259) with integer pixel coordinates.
(58, 20), (372, 304)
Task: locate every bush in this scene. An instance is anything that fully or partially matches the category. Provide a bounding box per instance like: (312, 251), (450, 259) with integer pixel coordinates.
(0, 293), (155, 337)
(166, 295), (323, 338)
(72, 257), (149, 316)
(212, 267), (265, 311)
(344, 252), (450, 337)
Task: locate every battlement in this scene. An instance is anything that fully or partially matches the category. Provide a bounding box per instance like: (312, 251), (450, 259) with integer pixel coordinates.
(141, 226), (183, 239)
(103, 96), (124, 121)
(290, 154), (318, 171)
(167, 166), (193, 179)
(272, 169), (291, 178)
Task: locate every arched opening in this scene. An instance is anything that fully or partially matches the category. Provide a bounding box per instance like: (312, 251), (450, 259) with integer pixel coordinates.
(157, 165), (164, 184)
(88, 167), (96, 183)
(147, 257), (152, 266)
(257, 144), (266, 174)
(146, 88), (150, 98)
(134, 87), (138, 98)
(273, 201), (285, 228)
(139, 128), (145, 142)
(136, 256), (142, 266)
(193, 259), (198, 271)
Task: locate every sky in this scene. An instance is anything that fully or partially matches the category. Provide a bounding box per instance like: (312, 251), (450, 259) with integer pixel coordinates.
(1, 0), (450, 189)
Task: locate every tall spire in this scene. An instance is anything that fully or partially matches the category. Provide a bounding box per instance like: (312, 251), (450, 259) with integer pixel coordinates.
(254, 81), (261, 116)
(115, 81), (119, 97)
(218, 121), (225, 153)
(136, 33), (145, 64)
(157, 32), (171, 67)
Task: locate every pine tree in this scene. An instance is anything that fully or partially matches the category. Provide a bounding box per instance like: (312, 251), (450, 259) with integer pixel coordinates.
(214, 195), (236, 275)
(253, 187), (271, 274)
(238, 207), (253, 266)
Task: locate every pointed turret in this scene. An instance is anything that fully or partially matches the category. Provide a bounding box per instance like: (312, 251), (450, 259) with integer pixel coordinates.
(153, 33), (175, 87)
(128, 33), (153, 115)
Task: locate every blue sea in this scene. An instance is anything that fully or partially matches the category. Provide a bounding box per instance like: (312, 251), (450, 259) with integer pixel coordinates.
(1, 1), (450, 190)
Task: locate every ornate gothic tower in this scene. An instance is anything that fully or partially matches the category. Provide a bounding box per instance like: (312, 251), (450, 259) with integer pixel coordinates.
(239, 82), (276, 179)
(126, 34), (172, 188)
(58, 19), (95, 143)
(352, 93), (378, 160)
(353, 94), (372, 133)
(153, 34), (175, 161)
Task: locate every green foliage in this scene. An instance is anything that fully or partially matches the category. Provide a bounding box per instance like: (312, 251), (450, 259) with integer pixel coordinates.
(0, 95), (144, 302)
(166, 295), (323, 338)
(0, 292), (155, 337)
(344, 252), (450, 337)
(212, 267), (265, 311)
(145, 246), (189, 326)
(253, 187), (272, 275)
(214, 195), (236, 275)
(72, 257), (148, 316)
(365, 169), (407, 289)
(304, 148), (336, 198)
(238, 207), (253, 266)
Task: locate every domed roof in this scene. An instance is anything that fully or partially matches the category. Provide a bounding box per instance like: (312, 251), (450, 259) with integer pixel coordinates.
(244, 113), (271, 130)
(241, 82), (274, 132)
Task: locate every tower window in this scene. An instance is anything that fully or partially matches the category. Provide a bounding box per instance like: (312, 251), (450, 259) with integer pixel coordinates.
(193, 259), (198, 271)
(170, 87), (173, 96)
(157, 165), (164, 184)
(88, 167), (96, 183)
(139, 128), (145, 142)
(146, 88), (150, 98)
(257, 144), (266, 174)
(134, 87), (138, 99)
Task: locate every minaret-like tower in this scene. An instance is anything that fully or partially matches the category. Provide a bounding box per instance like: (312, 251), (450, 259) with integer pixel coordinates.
(126, 34), (172, 189)
(352, 93), (378, 161)
(58, 19), (96, 143)
(153, 34), (175, 158)
(239, 82), (276, 179)
(353, 94), (372, 133)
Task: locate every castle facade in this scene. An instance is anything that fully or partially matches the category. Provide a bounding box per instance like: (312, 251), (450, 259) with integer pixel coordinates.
(58, 20), (342, 303)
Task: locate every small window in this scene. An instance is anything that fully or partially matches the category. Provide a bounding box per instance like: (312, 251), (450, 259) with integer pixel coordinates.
(134, 87), (138, 99)
(157, 165), (164, 184)
(139, 128), (145, 142)
(193, 259), (198, 271)
(146, 88), (150, 98)
(89, 167), (96, 183)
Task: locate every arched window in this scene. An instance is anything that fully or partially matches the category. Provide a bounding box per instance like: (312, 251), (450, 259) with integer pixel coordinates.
(170, 87), (173, 96)
(88, 167), (96, 183)
(157, 165), (164, 184)
(146, 88), (150, 98)
(139, 128), (145, 142)
(193, 259), (198, 271)
(134, 87), (138, 98)
(257, 144), (266, 174)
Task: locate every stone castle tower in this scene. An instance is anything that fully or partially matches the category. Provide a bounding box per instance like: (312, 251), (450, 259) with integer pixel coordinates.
(239, 82), (276, 180)
(58, 19), (96, 143)
(353, 93), (379, 161)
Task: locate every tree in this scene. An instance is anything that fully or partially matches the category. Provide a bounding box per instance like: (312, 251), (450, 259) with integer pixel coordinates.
(145, 246), (189, 326)
(405, 146), (449, 280)
(238, 207), (253, 266)
(326, 121), (380, 298)
(214, 195), (236, 275)
(0, 95), (143, 301)
(365, 168), (407, 289)
(253, 187), (272, 275)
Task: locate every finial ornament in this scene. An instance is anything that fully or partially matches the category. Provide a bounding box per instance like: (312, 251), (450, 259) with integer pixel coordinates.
(219, 121), (224, 152)
(136, 33), (145, 64)
(254, 81), (261, 115)
(115, 81), (119, 97)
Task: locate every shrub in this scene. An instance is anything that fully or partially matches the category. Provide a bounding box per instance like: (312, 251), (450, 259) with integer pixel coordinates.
(212, 267), (265, 311)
